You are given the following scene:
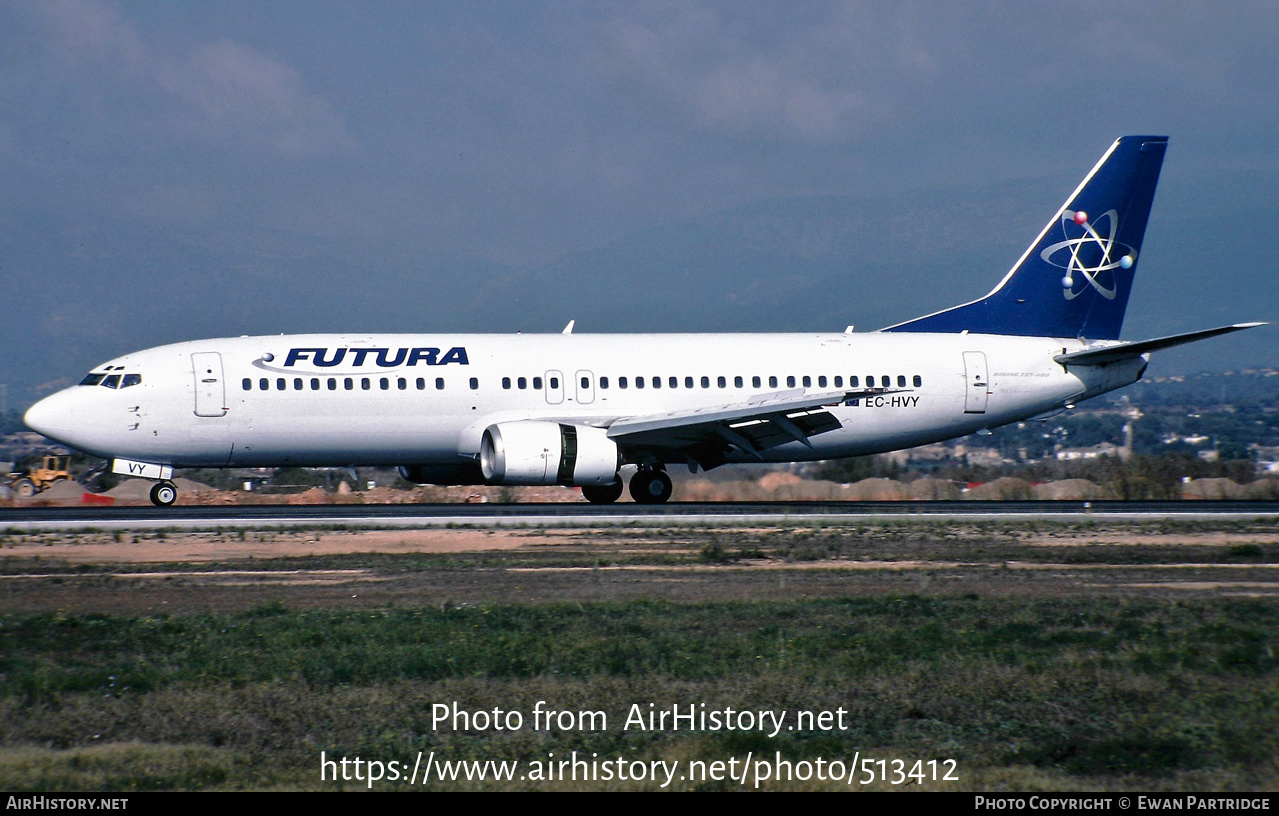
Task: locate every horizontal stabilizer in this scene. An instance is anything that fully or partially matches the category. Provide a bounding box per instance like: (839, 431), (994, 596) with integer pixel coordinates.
(1053, 323), (1266, 367)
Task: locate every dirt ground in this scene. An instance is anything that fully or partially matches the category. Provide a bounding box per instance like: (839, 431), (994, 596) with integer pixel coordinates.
(2, 522), (1278, 615)
(0, 528), (585, 563)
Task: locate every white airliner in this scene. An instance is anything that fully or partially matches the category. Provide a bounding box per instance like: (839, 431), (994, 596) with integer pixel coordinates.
(23, 136), (1263, 506)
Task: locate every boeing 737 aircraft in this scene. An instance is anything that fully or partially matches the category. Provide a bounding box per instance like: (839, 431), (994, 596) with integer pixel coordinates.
(23, 136), (1263, 506)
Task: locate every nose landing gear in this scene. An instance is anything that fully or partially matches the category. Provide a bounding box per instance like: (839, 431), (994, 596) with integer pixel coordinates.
(149, 480), (178, 507)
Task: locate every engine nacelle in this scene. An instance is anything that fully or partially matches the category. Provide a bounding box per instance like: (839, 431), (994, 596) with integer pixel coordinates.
(480, 421), (619, 486)
(398, 463), (484, 485)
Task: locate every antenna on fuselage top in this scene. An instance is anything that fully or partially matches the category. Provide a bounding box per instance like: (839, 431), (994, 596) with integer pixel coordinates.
(562, 320), (575, 335)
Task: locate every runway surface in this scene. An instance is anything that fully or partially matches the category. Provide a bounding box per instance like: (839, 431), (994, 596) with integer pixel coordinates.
(5, 500), (1279, 531)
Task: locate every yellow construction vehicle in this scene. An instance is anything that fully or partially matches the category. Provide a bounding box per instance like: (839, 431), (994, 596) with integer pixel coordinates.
(5, 454), (72, 498)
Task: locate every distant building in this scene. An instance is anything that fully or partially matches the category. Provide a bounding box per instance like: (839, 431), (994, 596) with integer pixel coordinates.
(1055, 443), (1119, 461)
(1250, 444), (1279, 475)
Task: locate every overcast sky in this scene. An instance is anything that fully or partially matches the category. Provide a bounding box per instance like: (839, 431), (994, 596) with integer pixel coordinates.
(1, 1), (1277, 401)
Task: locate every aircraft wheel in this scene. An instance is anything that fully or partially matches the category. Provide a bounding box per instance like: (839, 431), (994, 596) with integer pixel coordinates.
(13, 478), (36, 499)
(629, 469), (673, 504)
(150, 481), (178, 507)
(581, 480), (624, 504)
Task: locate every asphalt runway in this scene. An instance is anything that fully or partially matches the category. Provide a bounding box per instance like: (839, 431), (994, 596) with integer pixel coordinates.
(5, 500), (1279, 531)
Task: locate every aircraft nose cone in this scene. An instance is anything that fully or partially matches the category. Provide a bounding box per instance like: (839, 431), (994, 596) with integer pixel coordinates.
(23, 390), (79, 444)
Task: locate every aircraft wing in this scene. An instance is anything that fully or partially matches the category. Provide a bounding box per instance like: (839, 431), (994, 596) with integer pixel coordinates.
(1053, 322), (1266, 367)
(606, 387), (904, 466)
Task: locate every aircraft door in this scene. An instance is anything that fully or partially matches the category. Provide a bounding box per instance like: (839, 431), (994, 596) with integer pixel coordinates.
(575, 370), (595, 404)
(544, 370), (564, 405)
(192, 352), (228, 417)
(963, 351), (989, 414)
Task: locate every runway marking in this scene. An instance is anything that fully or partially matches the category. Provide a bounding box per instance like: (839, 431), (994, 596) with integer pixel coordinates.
(8, 510), (1279, 533)
(506, 561), (1279, 573)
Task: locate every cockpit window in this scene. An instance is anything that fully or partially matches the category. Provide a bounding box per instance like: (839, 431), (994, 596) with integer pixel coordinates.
(101, 374), (121, 389)
(80, 373), (105, 386)
(121, 374), (142, 388)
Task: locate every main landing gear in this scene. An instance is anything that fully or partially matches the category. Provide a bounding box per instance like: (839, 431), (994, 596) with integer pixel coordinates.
(580, 468), (674, 505)
(581, 480), (624, 505)
(149, 480), (178, 507)
(629, 468), (673, 504)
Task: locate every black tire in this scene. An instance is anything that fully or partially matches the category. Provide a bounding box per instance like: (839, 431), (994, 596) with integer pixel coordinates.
(13, 478), (36, 499)
(150, 481), (178, 507)
(629, 469), (673, 504)
(581, 480), (624, 504)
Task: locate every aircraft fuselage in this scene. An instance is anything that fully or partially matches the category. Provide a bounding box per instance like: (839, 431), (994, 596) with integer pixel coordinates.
(26, 331), (1144, 471)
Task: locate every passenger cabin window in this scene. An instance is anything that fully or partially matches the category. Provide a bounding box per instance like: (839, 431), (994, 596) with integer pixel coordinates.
(416, 377), (425, 390)
(294, 378), (303, 390)
(914, 375), (922, 387)
(345, 378), (354, 391)
(898, 375), (906, 387)
(436, 378), (445, 390)
(502, 377), (511, 390)
(752, 376), (761, 388)
(311, 378), (321, 390)
(380, 378), (389, 390)
(803, 376), (811, 388)
(768, 376), (778, 388)
(242, 378), (251, 391)
(582, 376), (590, 389)
(635, 377), (644, 389)
(619, 377), (628, 389)
(786, 376), (796, 388)
(652, 377), (661, 389)
(598, 377), (607, 389)
(669, 376), (678, 388)
(532, 377), (542, 389)
(849, 376), (858, 387)
(519, 377), (528, 389)
(469, 377), (479, 390)
(685, 376), (694, 389)
(735, 376), (743, 388)
(549, 377), (559, 389)
(834, 376), (842, 387)
(398, 378), (407, 390)
(260, 378), (269, 391)
(277, 378), (286, 390)
(882, 375), (890, 388)
(362, 378), (371, 390)
(328, 378), (337, 390)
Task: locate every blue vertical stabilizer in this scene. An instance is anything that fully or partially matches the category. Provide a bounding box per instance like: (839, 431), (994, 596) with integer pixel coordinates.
(883, 135), (1168, 340)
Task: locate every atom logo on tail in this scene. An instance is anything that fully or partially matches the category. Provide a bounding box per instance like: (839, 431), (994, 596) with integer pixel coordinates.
(1040, 209), (1136, 301)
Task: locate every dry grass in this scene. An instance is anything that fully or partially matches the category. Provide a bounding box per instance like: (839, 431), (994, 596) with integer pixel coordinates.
(1, 519), (1276, 791)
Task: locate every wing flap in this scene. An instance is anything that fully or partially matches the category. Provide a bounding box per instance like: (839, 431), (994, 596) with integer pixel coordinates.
(607, 387), (906, 461)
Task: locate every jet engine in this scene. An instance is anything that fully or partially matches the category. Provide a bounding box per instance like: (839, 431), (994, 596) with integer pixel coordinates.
(480, 421), (618, 486)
